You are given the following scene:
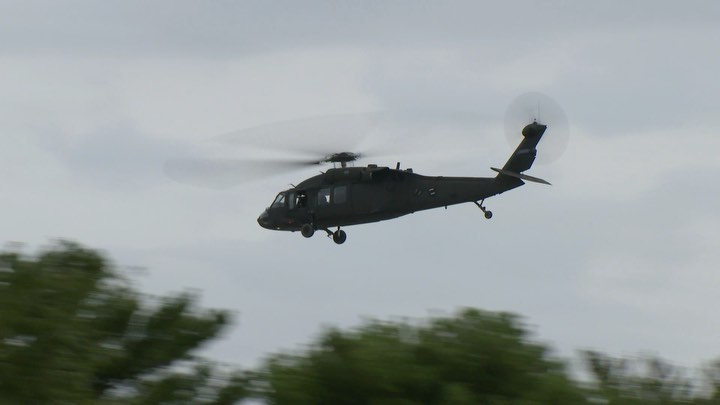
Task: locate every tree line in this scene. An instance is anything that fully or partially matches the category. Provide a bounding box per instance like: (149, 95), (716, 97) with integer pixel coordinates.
(0, 242), (717, 404)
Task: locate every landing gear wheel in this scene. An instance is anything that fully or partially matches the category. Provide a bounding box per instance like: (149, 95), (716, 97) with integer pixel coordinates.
(301, 224), (315, 238)
(332, 229), (347, 245)
(474, 200), (493, 219)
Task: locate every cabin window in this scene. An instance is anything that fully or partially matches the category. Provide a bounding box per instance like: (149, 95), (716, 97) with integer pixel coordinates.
(271, 193), (285, 208)
(318, 188), (331, 205)
(333, 186), (347, 204)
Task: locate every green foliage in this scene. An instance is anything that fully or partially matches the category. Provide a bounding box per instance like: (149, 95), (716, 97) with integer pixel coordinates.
(0, 241), (246, 404)
(5, 240), (720, 404)
(250, 308), (585, 404)
(581, 351), (720, 405)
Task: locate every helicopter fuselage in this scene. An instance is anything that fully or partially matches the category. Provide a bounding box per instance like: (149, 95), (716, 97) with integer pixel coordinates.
(257, 165), (523, 231)
(256, 121), (548, 244)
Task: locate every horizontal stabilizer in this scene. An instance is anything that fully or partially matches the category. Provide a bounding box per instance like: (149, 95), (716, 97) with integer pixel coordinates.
(491, 167), (551, 185)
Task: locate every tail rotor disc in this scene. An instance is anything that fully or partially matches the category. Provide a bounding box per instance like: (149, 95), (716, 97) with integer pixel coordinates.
(504, 92), (569, 164)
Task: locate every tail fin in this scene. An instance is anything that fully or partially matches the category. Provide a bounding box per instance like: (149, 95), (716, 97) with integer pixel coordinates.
(493, 122), (550, 187)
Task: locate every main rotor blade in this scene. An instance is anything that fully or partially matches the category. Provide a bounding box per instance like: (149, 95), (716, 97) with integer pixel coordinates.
(163, 158), (319, 189)
(212, 110), (499, 158)
(163, 110), (502, 190)
(214, 113), (387, 157)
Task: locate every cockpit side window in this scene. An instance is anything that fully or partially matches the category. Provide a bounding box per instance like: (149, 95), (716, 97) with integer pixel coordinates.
(271, 193), (285, 208)
(294, 190), (308, 208)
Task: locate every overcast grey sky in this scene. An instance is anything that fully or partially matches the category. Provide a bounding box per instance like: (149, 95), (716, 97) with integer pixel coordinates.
(2, 0), (720, 372)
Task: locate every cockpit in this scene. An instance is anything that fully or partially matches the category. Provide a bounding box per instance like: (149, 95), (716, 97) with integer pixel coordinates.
(269, 190), (308, 210)
(258, 190), (310, 230)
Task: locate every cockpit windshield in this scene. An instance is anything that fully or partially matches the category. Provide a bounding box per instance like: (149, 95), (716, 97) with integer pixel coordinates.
(271, 193), (285, 208)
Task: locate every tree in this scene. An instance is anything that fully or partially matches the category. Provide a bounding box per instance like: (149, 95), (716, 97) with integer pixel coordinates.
(580, 351), (720, 405)
(0, 241), (246, 404)
(249, 308), (585, 404)
(7, 240), (720, 404)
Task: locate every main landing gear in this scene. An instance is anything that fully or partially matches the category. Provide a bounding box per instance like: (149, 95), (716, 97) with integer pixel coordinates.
(300, 223), (315, 238)
(474, 200), (493, 219)
(329, 228), (347, 245)
(300, 223), (347, 245)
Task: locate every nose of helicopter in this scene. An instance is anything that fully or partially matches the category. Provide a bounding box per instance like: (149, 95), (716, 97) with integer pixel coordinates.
(257, 210), (271, 229)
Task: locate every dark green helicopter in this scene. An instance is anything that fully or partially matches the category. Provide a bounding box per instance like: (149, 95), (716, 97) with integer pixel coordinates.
(257, 121), (550, 244)
(165, 93), (566, 244)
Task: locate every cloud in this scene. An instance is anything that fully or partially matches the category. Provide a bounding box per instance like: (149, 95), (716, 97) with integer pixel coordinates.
(2, 1), (717, 58)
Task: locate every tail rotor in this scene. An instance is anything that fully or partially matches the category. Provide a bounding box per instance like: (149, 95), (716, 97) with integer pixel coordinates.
(504, 92), (569, 164)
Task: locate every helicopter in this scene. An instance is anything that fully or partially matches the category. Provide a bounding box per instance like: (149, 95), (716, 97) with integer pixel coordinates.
(165, 93), (567, 244)
(256, 121), (550, 244)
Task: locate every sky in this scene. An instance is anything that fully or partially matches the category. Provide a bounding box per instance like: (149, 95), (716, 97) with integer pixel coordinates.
(2, 0), (720, 374)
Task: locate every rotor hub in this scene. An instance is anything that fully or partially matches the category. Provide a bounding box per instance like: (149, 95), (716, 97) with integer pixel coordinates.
(521, 122), (547, 137)
(323, 152), (361, 167)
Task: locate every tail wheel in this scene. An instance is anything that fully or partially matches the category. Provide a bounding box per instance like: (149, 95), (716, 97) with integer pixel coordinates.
(301, 224), (315, 238)
(332, 230), (347, 245)
(474, 200), (492, 219)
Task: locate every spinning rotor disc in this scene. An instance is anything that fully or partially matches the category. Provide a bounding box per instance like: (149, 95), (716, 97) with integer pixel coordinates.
(164, 113), (384, 189)
(164, 99), (567, 189)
